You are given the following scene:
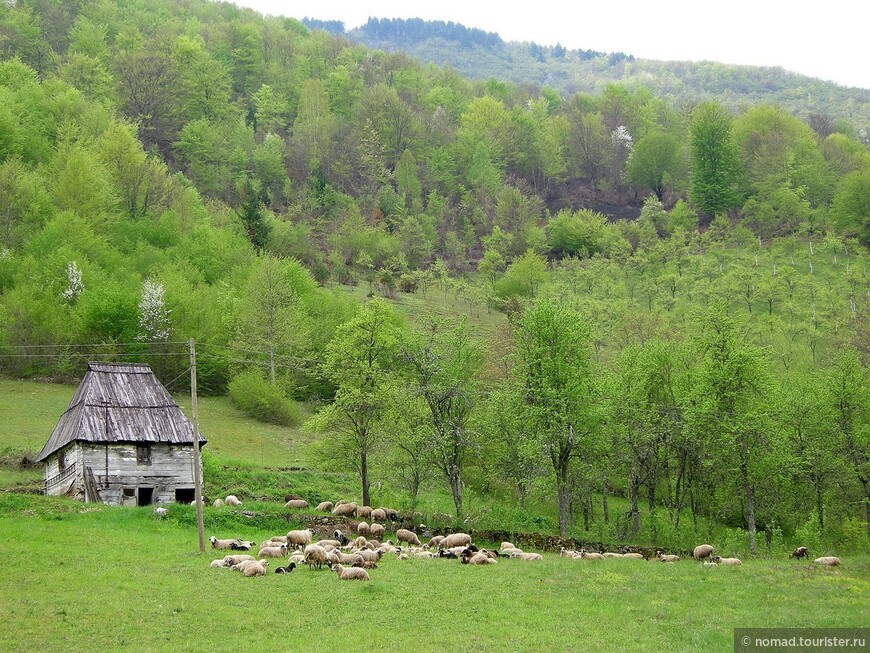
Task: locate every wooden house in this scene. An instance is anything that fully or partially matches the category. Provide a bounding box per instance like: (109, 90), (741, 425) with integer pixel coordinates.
(36, 362), (206, 506)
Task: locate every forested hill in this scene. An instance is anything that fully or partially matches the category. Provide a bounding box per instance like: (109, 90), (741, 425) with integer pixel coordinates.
(306, 17), (870, 127)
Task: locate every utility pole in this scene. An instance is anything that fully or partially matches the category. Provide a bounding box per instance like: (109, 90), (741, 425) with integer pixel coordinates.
(189, 338), (205, 553)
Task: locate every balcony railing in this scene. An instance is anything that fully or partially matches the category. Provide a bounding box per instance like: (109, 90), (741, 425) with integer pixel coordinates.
(44, 461), (77, 491)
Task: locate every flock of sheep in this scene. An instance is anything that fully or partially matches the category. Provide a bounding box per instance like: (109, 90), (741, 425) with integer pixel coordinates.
(200, 497), (843, 580)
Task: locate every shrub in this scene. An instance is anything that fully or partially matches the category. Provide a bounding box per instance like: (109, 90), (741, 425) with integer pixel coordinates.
(227, 370), (301, 427)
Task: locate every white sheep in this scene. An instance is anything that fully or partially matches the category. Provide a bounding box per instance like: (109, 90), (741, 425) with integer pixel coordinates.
(603, 552), (624, 558)
(560, 547), (577, 558)
(223, 554), (255, 566)
(356, 521), (371, 538)
(395, 528), (421, 547)
(693, 544), (715, 561)
(332, 502), (358, 517)
(286, 529), (316, 548)
(154, 507), (167, 518)
(329, 550), (364, 566)
(288, 553), (305, 565)
(304, 544), (328, 570)
(813, 556), (841, 567)
(621, 553), (645, 560)
(355, 505), (373, 519)
(243, 560), (269, 577)
(332, 563), (369, 580)
(703, 560), (719, 568)
(258, 544), (288, 558)
(369, 523), (385, 540)
(579, 550), (606, 561)
(462, 552), (496, 565)
(656, 551), (680, 563)
(212, 498), (224, 508)
(715, 556), (742, 566)
(511, 551), (543, 561)
(231, 540), (256, 551)
(209, 559), (228, 568)
(209, 536), (239, 550)
(224, 495), (242, 506)
(501, 542), (517, 551)
(231, 559), (260, 572)
(284, 499), (309, 509)
(439, 533), (471, 548)
(316, 501), (334, 512)
(370, 508), (387, 522)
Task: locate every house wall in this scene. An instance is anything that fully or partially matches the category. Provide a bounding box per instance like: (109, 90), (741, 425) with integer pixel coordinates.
(78, 442), (200, 505)
(43, 443), (81, 497)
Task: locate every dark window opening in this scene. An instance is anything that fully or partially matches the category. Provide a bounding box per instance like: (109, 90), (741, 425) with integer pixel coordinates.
(175, 488), (195, 503)
(122, 488), (135, 497)
(58, 450), (66, 472)
(138, 487), (154, 506)
(136, 444), (152, 465)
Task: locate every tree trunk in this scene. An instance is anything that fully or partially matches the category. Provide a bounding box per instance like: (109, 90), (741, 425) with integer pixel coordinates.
(557, 477), (569, 537)
(450, 472), (463, 520)
(814, 471), (824, 529)
(360, 448), (370, 508)
(602, 471), (610, 525)
(517, 481), (527, 510)
(629, 468), (641, 535)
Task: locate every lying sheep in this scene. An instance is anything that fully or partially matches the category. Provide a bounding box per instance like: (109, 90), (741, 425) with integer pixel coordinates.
(287, 529), (316, 548)
(270, 535), (289, 544)
(316, 501), (334, 512)
(288, 553), (305, 565)
(622, 553), (645, 560)
(258, 543), (288, 558)
(223, 554), (254, 566)
(369, 523), (385, 540)
(224, 495), (242, 506)
(603, 552), (624, 559)
(355, 505), (373, 519)
(231, 540), (256, 551)
(209, 536), (239, 550)
(501, 542), (517, 552)
(332, 502), (358, 517)
(212, 498), (224, 508)
(353, 560), (378, 569)
(304, 544), (328, 570)
(439, 533), (471, 549)
(715, 556), (741, 566)
(231, 559), (261, 572)
(275, 562), (297, 574)
(656, 551), (680, 563)
(510, 552), (543, 561)
(703, 560), (719, 568)
(209, 559), (228, 568)
(579, 550), (605, 561)
(790, 546), (809, 560)
(284, 499), (309, 509)
(396, 529), (421, 547)
(370, 508), (387, 523)
(813, 556), (841, 567)
(693, 544), (715, 561)
(243, 560), (269, 577)
(331, 563), (369, 580)
(154, 507), (167, 518)
(461, 551), (496, 565)
(356, 522), (370, 538)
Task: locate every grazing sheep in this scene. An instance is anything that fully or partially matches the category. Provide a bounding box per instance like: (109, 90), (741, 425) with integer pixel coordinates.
(154, 507), (167, 518)
(243, 560), (269, 577)
(396, 529), (421, 547)
(813, 556), (841, 567)
(210, 559), (228, 568)
(790, 546), (809, 560)
(332, 502), (358, 517)
(258, 544), (288, 558)
(370, 508), (387, 523)
(287, 529), (316, 548)
(356, 549), (382, 563)
(212, 498), (224, 508)
(356, 522), (371, 538)
(693, 544), (715, 561)
(224, 495), (242, 506)
(355, 505), (373, 519)
(579, 550), (606, 561)
(378, 508), (399, 521)
(715, 556), (742, 566)
(223, 554), (254, 566)
(284, 499), (309, 509)
(231, 540), (256, 551)
(560, 547), (577, 558)
(369, 523), (385, 540)
(332, 563), (369, 581)
(303, 544), (328, 570)
(209, 536), (239, 550)
(425, 535), (445, 550)
(329, 550), (364, 566)
(510, 552), (543, 561)
(350, 535), (371, 549)
(275, 562), (297, 574)
(657, 551), (680, 563)
(439, 533), (472, 549)
(316, 501), (334, 512)
(332, 529), (350, 546)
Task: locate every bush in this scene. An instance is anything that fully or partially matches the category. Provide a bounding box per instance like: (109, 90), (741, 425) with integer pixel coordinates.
(227, 370), (301, 427)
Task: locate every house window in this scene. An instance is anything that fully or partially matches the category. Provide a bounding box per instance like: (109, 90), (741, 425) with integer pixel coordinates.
(58, 449), (66, 472)
(136, 444), (152, 465)
(123, 488), (135, 497)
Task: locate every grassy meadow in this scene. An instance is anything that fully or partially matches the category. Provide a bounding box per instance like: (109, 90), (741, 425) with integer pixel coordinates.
(1, 496), (867, 653)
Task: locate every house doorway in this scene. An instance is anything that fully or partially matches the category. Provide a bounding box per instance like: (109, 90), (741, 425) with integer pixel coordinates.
(138, 487), (154, 506)
(175, 488), (195, 503)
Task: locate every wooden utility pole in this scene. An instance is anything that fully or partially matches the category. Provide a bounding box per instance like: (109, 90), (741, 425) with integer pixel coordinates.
(189, 338), (205, 553)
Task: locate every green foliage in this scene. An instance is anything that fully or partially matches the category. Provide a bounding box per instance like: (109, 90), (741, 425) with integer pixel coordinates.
(227, 369), (301, 427)
(689, 102), (743, 217)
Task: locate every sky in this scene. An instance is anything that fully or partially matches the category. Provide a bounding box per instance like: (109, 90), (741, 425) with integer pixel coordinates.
(229, 0), (868, 90)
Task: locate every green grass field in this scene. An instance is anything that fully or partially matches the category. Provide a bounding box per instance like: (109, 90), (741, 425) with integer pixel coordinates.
(1, 497), (867, 653)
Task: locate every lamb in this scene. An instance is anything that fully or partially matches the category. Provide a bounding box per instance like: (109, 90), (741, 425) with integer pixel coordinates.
(286, 529), (316, 548)
(790, 546), (809, 560)
(210, 559), (228, 568)
(333, 529), (350, 546)
(316, 501), (334, 512)
(231, 540), (256, 551)
(425, 535), (445, 549)
(370, 508), (387, 523)
(258, 543), (289, 558)
(209, 536), (240, 550)
(510, 551), (543, 561)
(212, 498), (224, 508)
(332, 502), (358, 517)
(154, 507), (167, 518)
(331, 563), (369, 580)
(243, 560), (269, 577)
(304, 544), (328, 570)
(284, 499), (309, 509)
(560, 547), (577, 558)
(223, 554), (254, 566)
(813, 556), (841, 567)
(356, 522), (370, 538)
(702, 560), (719, 568)
(413, 550), (436, 559)
(355, 505), (373, 519)
(275, 562), (297, 574)
(712, 556), (741, 566)
(369, 523), (385, 540)
(693, 544), (715, 561)
(579, 550), (606, 561)
(461, 551), (496, 565)
(439, 533), (472, 549)
(396, 529), (422, 547)
(224, 495), (242, 506)
(656, 551), (680, 563)
(288, 553), (305, 565)
(351, 535), (371, 549)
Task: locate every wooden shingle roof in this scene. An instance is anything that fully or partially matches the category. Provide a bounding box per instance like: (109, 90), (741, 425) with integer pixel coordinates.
(36, 362), (205, 462)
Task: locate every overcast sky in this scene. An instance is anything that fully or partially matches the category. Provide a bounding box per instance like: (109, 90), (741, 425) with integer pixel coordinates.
(228, 0), (868, 90)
